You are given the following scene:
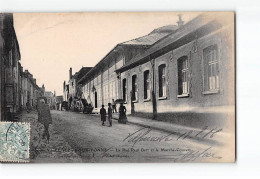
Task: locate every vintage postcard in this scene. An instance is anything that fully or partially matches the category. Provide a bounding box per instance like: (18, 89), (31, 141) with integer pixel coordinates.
(0, 12), (235, 163)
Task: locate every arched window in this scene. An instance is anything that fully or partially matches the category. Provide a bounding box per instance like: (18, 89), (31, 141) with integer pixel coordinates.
(158, 64), (166, 98)
(178, 56), (189, 95)
(203, 45), (219, 91)
(143, 70), (150, 100)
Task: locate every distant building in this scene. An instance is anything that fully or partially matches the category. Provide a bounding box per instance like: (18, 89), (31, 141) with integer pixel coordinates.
(21, 70), (43, 109)
(44, 91), (55, 109)
(56, 95), (63, 104)
(63, 81), (69, 102)
(63, 67), (92, 107)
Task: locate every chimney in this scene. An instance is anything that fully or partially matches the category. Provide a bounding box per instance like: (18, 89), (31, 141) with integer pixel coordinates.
(63, 81), (66, 91)
(33, 78), (36, 84)
(69, 67), (72, 79)
(177, 14), (184, 27)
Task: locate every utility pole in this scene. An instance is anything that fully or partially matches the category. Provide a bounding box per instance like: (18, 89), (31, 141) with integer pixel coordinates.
(151, 57), (157, 120)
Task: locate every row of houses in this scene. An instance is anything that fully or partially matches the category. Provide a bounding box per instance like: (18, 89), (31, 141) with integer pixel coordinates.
(64, 13), (235, 127)
(0, 13), (55, 121)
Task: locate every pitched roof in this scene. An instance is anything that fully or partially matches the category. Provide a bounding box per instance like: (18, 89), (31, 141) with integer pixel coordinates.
(121, 25), (178, 46)
(116, 13), (232, 73)
(72, 67), (93, 81)
(77, 25), (177, 85)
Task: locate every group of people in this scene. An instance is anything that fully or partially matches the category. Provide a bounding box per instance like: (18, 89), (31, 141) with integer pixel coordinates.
(100, 101), (127, 127)
(35, 98), (126, 142)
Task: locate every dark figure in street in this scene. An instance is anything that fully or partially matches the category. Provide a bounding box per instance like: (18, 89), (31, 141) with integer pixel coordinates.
(38, 100), (52, 143)
(108, 103), (112, 127)
(100, 105), (106, 126)
(112, 99), (117, 113)
(118, 103), (127, 124)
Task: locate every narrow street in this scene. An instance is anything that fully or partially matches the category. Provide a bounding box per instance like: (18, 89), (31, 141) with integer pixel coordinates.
(19, 110), (232, 163)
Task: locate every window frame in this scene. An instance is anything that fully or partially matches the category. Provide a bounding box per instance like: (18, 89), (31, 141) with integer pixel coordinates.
(202, 44), (220, 95)
(158, 64), (167, 99)
(131, 74), (138, 102)
(143, 70), (151, 101)
(177, 56), (190, 98)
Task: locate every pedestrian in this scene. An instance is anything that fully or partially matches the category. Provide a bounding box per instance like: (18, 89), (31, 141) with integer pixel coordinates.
(38, 99), (52, 143)
(112, 99), (117, 113)
(100, 104), (106, 126)
(118, 103), (127, 124)
(108, 103), (112, 127)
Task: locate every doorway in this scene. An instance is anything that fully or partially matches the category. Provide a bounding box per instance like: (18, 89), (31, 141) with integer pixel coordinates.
(94, 91), (97, 108)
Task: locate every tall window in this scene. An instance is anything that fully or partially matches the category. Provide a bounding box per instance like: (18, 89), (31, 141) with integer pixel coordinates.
(178, 56), (189, 95)
(132, 75), (138, 101)
(122, 78), (127, 102)
(158, 64), (166, 98)
(143, 70), (150, 100)
(203, 45), (219, 91)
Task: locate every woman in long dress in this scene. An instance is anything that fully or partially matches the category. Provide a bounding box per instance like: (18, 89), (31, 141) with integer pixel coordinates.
(118, 103), (127, 124)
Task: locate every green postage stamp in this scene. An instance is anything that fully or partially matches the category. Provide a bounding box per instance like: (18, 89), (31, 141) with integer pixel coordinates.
(0, 122), (30, 162)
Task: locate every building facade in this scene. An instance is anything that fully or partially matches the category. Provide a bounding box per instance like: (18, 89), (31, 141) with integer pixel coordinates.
(77, 13), (235, 127)
(63, 81), (69, 102)
(44, 91), (55, 109)
(115, 13), (235, 127)
(56, 95), (63, 104)
(1, 13), (53, 121)
(63, 67), (92, 107)
(77, 25), (177, 109)
(0, 13), (21, 121)
(21, 70), (44, 109)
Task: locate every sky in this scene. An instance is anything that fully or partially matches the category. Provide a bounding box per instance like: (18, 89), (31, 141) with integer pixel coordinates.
(13, 12), (200, 96)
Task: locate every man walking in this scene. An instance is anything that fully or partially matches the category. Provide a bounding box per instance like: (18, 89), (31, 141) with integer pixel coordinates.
(38, 99), (52, 143)
(108, 103), (112, 127)
(112, 99), (117, 113)
(100, 105), (106, 126)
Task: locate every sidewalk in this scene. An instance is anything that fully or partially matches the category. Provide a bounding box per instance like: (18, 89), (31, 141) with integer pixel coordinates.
(105, 113), (233, 146)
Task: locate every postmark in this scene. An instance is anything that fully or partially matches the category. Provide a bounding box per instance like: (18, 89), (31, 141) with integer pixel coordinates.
(0, 122), (30, 163)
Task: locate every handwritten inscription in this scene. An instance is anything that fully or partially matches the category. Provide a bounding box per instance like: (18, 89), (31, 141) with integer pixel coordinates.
(123, 126), (222, 148)
(146, 147), (222, 162)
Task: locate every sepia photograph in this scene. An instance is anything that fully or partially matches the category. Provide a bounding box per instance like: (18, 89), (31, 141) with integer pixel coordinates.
(0, 11), (235, 163)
